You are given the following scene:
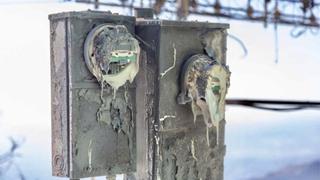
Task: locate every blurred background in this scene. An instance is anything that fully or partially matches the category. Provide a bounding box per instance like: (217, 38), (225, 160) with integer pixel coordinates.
(0, 0), (319, 179)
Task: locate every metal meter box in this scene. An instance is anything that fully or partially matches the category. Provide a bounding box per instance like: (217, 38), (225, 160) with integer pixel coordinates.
(49, 11), (137, 178)
(50, 10), (230, 180)
(135, 19), (229, 180)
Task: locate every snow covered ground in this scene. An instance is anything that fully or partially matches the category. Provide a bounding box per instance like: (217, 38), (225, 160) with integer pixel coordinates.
(225, 108), (320, 180)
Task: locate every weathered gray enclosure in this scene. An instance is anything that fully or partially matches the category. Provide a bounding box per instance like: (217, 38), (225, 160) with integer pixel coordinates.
(135, 20), (229, 180)
(49, 11), (137, 178)
(50, 10), (229, 180)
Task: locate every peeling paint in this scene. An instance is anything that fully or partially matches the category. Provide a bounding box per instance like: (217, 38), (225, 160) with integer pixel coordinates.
(160, 43), (176, 78)
(206, 127), (210, 147)
(191, 139), (197, 161)
(88, 139), (93, 172)
(160, 132), (225, 180)
(159, 115), (176, 122)
(83, 24), (140, 135)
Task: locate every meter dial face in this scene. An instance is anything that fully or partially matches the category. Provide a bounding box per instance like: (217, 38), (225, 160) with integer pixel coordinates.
(177, 54), (230, 145)
(84, 24), (140, 88)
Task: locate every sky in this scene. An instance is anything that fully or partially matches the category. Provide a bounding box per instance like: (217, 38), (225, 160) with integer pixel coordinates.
(0, 0), (319, 180)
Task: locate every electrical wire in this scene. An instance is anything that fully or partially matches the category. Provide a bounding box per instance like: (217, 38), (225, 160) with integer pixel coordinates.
(76, 0), (320, 28)
(227, 99), (320, 112)
(228, 34), (248, 58)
